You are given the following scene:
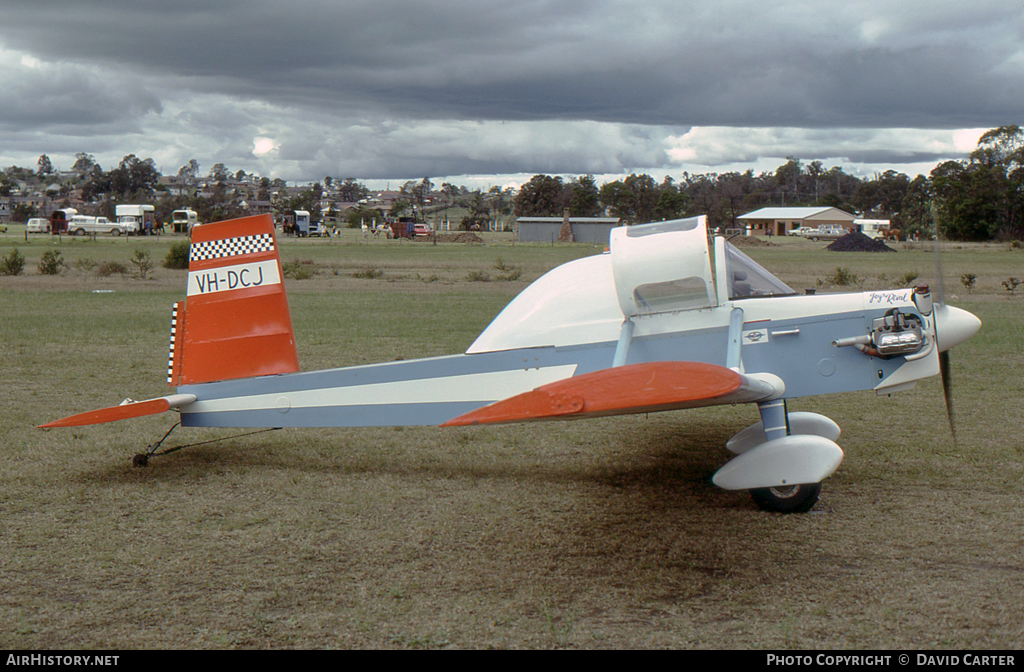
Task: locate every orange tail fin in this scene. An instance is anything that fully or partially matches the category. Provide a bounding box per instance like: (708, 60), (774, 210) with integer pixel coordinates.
(168, 214), (299, 385)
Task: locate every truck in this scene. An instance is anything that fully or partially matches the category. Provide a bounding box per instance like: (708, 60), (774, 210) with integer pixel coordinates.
(171, 209), (199, 233)
(115, 204), (156, 235)
(68, 215), (132, 236)
(282, 210), (322, 236)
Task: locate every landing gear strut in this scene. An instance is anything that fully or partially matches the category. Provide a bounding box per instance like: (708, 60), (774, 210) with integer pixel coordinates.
(133, 422), (181, 467)
(130, 423), (280, 467)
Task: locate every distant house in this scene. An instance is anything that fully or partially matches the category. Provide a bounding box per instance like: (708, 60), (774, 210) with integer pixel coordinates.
(241, 200), (273, 216)
(516, 216), (620, 244)
(12, 193), (47, 213)
(365, 191), (403, 207)
(737, 207), (857, 236)
(159, 175), (192, 196)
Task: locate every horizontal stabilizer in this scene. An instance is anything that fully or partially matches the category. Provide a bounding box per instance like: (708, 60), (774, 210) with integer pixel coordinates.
(39, 394), (196, 428)
(442, 361), (774, 427)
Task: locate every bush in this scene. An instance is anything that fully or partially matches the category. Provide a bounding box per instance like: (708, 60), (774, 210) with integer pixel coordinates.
(37, 250), (66, 276)
(163, 241), (191, 270)
(130, 249), (153, 279)
(823, 267), (860, 287)
(1, 248), (25, 276)
(493, 258), (523, 281)
(282, 259), (318, 280)
(72, 258), (98, 273)
(961, 273), (977, 294)
(96, 261), (129, 278)
(897, 271), (919, 286)
(352, 266), (384, 279)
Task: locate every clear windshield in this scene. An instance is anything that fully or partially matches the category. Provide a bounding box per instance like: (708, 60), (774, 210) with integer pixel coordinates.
(724, 242), (796, 299)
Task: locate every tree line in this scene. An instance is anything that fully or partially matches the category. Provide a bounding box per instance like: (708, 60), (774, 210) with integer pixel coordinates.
(5, 125), (1023, 241)
(512, 126), (1024, 241)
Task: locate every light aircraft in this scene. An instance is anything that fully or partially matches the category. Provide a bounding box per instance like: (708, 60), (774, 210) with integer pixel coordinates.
(41, 214), (981, 513)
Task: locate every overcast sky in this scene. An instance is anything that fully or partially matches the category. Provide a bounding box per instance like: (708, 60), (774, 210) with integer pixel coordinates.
(1, 0), (1021, 188)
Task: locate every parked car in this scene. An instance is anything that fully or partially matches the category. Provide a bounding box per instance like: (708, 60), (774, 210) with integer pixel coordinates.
(26, 218), (50, 233)
(806, 226), (848, 241)
(791, 226), (848, 241)
(413, 223), (433, 237)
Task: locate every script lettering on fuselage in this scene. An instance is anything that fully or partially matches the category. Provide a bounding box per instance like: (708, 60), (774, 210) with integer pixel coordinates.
(867, 289), (912, 306)
(187, 260), (281, 296)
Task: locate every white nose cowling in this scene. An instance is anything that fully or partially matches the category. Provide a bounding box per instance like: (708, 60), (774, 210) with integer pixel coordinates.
(935, 305), (982, 352)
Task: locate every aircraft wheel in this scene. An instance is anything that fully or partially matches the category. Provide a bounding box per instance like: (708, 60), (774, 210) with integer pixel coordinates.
(749, 483), (821, 513)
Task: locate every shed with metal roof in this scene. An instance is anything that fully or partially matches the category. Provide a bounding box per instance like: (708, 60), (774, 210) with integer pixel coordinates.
(516, 216), (620, 244)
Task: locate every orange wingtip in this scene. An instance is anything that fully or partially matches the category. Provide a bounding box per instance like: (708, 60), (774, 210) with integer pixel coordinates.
(39, 394), (196, 428)
(442, 361), (742, 427)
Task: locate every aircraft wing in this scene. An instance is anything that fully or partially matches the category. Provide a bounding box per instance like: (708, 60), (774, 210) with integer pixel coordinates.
(441, 361), (780, 427)
(38, 394), (197, 428)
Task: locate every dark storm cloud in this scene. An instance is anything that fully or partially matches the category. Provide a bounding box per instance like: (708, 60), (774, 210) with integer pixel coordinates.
(1, 1), (1021, 179)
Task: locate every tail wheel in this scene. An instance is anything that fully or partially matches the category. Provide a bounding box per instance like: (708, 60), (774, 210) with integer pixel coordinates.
(749, 483), (821, 513)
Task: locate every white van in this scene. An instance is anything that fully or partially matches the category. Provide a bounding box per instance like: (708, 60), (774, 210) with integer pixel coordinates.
(26, 218), (50, 233)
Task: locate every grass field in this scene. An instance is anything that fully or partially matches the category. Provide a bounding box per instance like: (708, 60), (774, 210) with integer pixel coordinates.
(1, 225), (1022, 649)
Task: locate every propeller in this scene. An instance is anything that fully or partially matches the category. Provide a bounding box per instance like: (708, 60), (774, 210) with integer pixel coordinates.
(938, 347), (955, 441)
(931, 224), (957, 443)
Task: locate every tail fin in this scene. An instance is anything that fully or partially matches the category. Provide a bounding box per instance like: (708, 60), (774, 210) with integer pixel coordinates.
(168, 214), (300, 385)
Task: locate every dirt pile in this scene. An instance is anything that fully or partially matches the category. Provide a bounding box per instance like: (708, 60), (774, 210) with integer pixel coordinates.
(729, 235), (776, 247)
(827, 231), (896, 252)
(413, 232), (484, 243)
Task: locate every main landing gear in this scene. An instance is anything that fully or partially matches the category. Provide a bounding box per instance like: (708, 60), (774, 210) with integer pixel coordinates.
(713, 400), (844, 513)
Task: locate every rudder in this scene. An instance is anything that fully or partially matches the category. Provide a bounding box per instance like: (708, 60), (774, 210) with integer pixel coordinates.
(167, 214), (300, 385)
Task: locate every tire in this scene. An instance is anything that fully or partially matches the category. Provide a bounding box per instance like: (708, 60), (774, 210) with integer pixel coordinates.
(749, 483), (821, 513)
(74, 228), (86, 236)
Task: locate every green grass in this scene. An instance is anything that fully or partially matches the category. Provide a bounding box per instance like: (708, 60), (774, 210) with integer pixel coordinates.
(1, 226), (1023, 648)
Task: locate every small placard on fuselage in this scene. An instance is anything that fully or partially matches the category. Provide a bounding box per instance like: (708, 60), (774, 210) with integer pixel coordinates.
(742, 328), (770, 345)
(187, 260), (281, 296)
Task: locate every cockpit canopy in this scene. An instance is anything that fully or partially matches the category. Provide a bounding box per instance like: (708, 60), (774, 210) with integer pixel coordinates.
(467, 216), (795, 353)
(612, 216), (794, 315)
(724, 241), (795, 300)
